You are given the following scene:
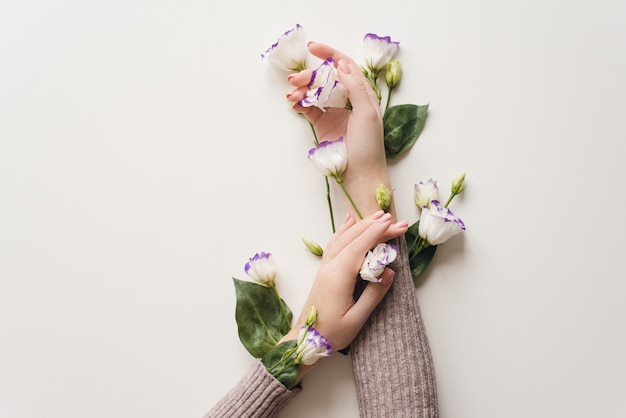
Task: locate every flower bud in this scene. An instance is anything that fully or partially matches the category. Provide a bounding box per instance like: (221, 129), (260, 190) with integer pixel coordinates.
(414, 179), (439, 209)
(375, 183), (392, 212)
(305, 306), (317, 327)
(451, 173), (466, 195)
(385, 59), (402, 89)
(302, 236), (324, 256)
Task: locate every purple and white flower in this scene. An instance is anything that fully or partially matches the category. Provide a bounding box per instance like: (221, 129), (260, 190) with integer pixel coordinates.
(363, 33), (400, 74)
(298, 58), (348, 110)
(295, 326), (332, 365)
(244, 252), (278, 287)
(418, 200), (466, 246)
(359, 243), (398, 282)
(261, 24), (309, 72)
(307, 137), (348, 181)
(414, 179), (440, 210)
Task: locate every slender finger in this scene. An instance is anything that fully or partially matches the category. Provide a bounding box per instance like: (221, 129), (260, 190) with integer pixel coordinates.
(308, 42), (353, 66)
(345, 268), (395, 326)
(330, 211), (391, 259)
(324, 211), (385, 258)
(286, 85), (308, 103)
(287, 69), (313, 87)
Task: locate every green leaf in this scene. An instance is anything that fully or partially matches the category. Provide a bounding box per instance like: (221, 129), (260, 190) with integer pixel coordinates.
(405, 220), (437, 280)
(383, 103), (429, 158)
(261, 340), (299, 389)
(233, 278), (293, 358)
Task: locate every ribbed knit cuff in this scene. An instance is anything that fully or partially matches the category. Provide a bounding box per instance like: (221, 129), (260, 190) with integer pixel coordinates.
(351, 235), (439, 418)
(204, 360), (301, 418)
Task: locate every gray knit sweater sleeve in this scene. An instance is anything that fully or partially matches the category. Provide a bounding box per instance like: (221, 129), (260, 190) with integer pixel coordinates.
(203, 360), (300, 418)
(351, 235), (439, 417)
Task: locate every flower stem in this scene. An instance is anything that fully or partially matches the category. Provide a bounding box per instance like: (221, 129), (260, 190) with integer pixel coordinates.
(411, 237), (431, 260)
(308, 122), (319, 146)
(384, 86), (393, 116)
(336, 178), (363, 219)
(326, 177), (336, 233)
(271, 285), (291, 330)
(309, 122), (336, 232)
(444, 192), (456, 208)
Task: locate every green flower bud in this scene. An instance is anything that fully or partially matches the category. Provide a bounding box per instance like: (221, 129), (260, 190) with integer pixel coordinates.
(375, 183), (392, 212)
(302, 236), (324, 257)
(385, 59), (402, 89)
(451, 173), (467, 195)
(305, 306), (318, 327)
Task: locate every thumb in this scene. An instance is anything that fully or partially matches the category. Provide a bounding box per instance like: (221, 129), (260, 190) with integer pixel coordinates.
(348, 268), (395, 322)
(336, 59), (380, 113)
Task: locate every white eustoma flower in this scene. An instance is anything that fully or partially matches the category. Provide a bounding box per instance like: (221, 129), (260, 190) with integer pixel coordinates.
(261, 24), (309, 72)
(359, 243), (398, 282)
(418, 200), (466, 246)
(299, 58), (348, 110)
(244, 252), (278, 286)
(295, 326), (332, 366)
(307, 137), (347, 181)
(414, 179), (440, 209)
(363, 33), (400, 74)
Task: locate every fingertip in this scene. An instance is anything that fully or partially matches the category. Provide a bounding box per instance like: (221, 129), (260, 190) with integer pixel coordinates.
(379, 268), (395, 287)
(394, 219), (409, 228)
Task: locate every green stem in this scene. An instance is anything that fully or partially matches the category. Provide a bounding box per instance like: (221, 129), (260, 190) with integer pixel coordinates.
(308, 122), (319, 146)
(271, 285), (291, 330)
(325, 177), (336, 233)
(384, 86), (393, 116)
(411, 237), (431, 260)
(309, 122), (335, 232)
(336, 178), (363, 219)
(444, 192), (456, 208)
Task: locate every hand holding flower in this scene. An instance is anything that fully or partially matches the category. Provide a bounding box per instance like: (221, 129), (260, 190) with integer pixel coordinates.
(278, 210), (408, 380)
(287, 42), (393, 221)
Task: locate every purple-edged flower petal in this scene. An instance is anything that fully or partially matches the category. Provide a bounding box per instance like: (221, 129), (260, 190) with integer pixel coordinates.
(363, 33), (400, 74)
(295, 326), (332, 365)
(418, 200), (466, 246)
(298, 58), (348, 110)
(414, 179), (440, 209)
(244, 251), (278, 286)
(359, 243), (398, 282)
(261, 24), (308, 72)
(307, 137), (347, 180)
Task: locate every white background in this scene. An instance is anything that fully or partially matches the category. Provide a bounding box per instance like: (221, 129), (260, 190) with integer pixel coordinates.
(1, 0), (625, 417)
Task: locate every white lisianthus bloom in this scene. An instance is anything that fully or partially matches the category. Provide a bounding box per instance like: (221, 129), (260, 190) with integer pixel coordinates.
(359, 243), (398, 282)
(418, 200), (466, 246)
(307, 137), (348, 181)
(261, 24), (309, 72)
(363, 33), (400, 75)
(414, 179), (440, 209)
(244, 252), (278, 287)
(299, 58), (348, 110)
(295, 326), (332, 366)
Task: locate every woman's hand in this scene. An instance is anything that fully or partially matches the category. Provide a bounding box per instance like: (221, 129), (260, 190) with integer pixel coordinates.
(279, 210), (408, 378)
(287, 43), (394, 220)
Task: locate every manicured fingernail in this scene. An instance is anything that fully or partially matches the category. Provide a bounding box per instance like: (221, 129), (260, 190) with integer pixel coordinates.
(372, 210), (384, 219)
(287, 74), (295, 81)
(380, 212), (392, 221)
(344, 214), (352, 224)
(395, 220), (409, 228)
(338, 59), (351, 74)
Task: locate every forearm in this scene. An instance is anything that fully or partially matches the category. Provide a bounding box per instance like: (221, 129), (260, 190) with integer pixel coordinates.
(351, 235), (439, 417)
(204, 361), (300, 418)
